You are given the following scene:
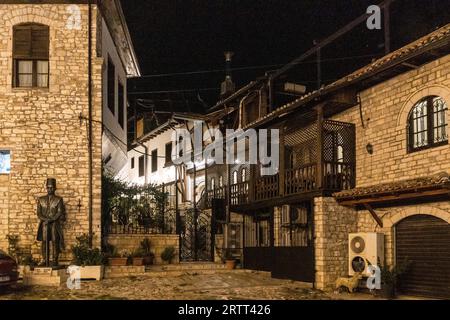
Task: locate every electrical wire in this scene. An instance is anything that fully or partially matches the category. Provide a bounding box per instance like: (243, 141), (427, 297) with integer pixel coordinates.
(134, 54), (380, 79)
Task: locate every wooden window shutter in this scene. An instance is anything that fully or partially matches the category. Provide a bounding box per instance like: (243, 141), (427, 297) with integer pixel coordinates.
(13, 23), (49, 59)
(31, 24), (49, 59)
(13, 25), (32, 59)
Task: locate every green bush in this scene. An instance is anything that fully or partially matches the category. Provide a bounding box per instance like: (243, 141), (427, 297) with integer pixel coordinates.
(160, 246), (176, 264)
(71, 234), (103, 266)
(139, 238), (152, 256)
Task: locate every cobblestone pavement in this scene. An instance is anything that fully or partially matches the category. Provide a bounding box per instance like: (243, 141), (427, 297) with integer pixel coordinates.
(0, 271), (379, 300)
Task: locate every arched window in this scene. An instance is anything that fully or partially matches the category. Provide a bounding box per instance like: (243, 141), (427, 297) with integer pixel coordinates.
(218, 175), (223, 187)
(241, 168), (247, 182)
(13, 23), (49, 88)
(408, 96), (448, 152)
(211, 178), (216, 189)
(232, 171), (238, 184)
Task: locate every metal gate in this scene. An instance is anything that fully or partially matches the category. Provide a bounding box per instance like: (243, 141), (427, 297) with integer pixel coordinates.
(396, 214), (450, 298)
(243, 203), (315, 282)
(179, 208), (214, 261)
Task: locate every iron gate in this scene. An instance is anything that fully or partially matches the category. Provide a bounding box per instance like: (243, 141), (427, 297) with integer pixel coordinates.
(179, 208), (214, 261)
(243, 203), (315, 283)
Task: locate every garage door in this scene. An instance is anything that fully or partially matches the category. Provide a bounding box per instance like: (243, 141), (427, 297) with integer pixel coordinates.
(396, 214), (450, 298)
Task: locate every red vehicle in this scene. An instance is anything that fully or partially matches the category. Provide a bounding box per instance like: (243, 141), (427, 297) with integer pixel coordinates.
(0, 250), (18, 288)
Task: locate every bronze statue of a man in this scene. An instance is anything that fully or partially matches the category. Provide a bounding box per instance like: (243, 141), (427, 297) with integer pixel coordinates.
(36, 178), (65, 267)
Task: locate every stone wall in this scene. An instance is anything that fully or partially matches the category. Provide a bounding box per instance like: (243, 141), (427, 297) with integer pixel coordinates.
(312, 53), (450, 290)
(331, 54), (450, 188)
(313, 197), (358, 290)
(0, 175), (9, 251)
(0, 4), (103, 261)
(105, 234), (180, 264)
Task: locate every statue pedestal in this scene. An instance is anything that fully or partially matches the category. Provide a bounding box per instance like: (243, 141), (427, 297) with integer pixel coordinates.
(23, 267), (68, 287)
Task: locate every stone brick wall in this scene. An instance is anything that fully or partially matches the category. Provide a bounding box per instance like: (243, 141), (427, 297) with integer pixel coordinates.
(313, 54), (450, 289)
(105, 234), (180, 264)
(331, 54), (450, 188)
(0, 175), (10, 251)
(0, 4), (103, 261)
(313, 197), (358, 290)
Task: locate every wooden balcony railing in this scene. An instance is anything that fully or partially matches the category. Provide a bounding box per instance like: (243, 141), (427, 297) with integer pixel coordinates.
(255, 174), (279, 201)
(231, 182), (249, 205)
(204, 161), (355, 208)
(284, 163), (317, 195)
(322, 161), (355, 191)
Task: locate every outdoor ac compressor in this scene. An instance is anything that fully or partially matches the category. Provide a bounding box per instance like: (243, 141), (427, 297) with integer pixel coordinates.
(348, 232), (385, 276)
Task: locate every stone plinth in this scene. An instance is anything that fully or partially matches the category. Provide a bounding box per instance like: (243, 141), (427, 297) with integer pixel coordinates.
(23, 267), (68, 287)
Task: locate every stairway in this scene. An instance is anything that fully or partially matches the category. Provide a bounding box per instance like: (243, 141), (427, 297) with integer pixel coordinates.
(144, 262), (232, 276)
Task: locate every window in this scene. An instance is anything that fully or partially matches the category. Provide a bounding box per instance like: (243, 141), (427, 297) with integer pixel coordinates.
(408, 96), (448, 152)
(131, 157), (135, 169)
(107, 57), (115, 115)
(165, 142), (173, 165)
(241, 168), (247, 182)
(118, 81), (124, 128)
(151, 149), (158, 172)
(0, 150), (11, 174)
(211, 178), (216, 189)
(13, 23), (49, 88)
(232, 171), (238, 184)
(218, 175), (223, 187)
(138, 155), (145, 177)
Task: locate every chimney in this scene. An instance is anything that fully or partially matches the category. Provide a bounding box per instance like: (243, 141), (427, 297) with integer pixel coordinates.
(220, 51), (236, 99)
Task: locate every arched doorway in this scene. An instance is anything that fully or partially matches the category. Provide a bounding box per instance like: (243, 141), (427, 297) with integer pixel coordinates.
(396, 214), (450, 298)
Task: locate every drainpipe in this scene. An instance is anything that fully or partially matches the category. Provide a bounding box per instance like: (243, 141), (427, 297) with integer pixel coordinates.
(136, 141), (148, 185)
(88, 0), (93, 248)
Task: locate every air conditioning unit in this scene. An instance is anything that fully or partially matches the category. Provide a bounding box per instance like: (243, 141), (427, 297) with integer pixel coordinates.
(348, 233), (384, 276)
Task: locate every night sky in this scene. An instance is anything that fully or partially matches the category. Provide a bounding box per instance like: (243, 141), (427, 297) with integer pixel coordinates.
(121, 0), (450, 112)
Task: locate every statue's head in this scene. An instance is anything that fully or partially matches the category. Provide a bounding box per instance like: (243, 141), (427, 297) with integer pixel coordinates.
(46, 178), (57, 195)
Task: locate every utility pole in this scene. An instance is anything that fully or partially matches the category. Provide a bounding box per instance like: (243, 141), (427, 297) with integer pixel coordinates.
(313, 40), (322, 90)
(384, 0), (391, 54)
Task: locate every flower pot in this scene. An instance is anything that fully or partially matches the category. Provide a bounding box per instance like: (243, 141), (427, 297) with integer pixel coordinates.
(143, 256), (154, 265)
(380, 283), (395, 299)
(79, 265), (104, 281)
(225, 259), (236, 270)
(132, 257), (144, 266)
(108, 257), (128, 266)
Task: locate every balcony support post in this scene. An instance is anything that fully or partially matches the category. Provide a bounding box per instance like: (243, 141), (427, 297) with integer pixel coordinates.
(278, 123), (285, 196)
(316, 103), (325, 189)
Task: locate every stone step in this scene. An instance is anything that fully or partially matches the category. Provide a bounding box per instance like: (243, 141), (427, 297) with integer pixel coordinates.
(146, 263), (227, 272)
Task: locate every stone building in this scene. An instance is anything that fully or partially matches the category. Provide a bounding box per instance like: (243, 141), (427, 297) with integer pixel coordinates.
(0, 0), (140, 262)
(201, 24), (450, 298)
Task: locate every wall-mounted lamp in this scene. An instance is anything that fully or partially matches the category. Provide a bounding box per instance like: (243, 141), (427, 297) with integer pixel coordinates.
(366, 143), (374, 155)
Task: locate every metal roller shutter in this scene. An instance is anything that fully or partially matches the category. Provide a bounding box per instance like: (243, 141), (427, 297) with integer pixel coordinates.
(396, 214), (450, 299)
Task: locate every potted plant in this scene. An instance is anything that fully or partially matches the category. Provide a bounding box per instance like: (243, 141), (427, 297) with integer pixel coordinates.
(17, 254), (38, 277)
(160, 246), (176, 264)
(222, 248), (237, 270)
(139, 238), (155, 265)
(131, 248), (145, 266)
(71, 234), (104, 280)
(378, 259), (410, 299)
(107, 247), (130, 266)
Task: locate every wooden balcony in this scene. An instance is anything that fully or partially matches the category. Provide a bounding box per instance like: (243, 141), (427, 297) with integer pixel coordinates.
(203, 117), (356, 210)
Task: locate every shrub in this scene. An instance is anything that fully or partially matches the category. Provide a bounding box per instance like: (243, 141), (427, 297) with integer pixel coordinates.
(160, 246), (176, 264)
(140, 238), (152, 256)
(71, 234), (103, 266)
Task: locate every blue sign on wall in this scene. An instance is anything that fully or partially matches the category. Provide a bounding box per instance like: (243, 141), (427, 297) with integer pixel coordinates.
(0, 150), (11, 174)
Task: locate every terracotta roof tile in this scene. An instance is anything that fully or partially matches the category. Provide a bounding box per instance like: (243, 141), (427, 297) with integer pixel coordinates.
(334, 172), (450, 200)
